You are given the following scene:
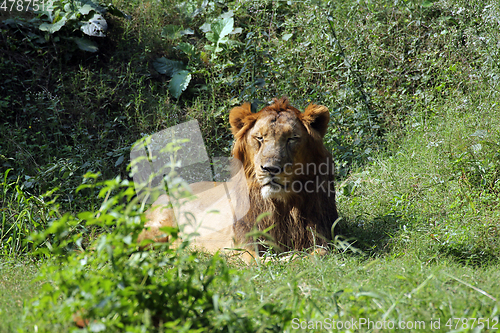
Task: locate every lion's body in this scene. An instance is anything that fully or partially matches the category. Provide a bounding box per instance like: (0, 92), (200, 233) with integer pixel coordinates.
(138, 181), (237, 252)
(139, 97), (338, 258)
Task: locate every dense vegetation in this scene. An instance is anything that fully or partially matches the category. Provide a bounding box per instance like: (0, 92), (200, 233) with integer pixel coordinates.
(1, 0), (499, 331)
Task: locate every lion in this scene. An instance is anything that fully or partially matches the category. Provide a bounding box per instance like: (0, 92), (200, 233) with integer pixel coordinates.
(138, 97), (338, 260)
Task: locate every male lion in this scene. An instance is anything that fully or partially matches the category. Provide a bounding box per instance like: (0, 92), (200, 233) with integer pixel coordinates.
(138, 97), (338, 260)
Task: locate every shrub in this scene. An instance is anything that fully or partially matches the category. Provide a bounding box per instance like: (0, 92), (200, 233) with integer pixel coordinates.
(23, 174), (292, 332)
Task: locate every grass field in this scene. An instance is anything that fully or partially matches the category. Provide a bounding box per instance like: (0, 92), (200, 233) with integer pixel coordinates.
(0, 260), (40, 332)
(1, 0), (499, 331)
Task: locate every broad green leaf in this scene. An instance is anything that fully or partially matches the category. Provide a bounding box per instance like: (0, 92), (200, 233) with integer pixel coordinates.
(74, 37), (99, 52)
(205, 31), (216, 43)
(176, 42), (196, 57)
(168, 70), (191, 99)
(211, 17), (233, 41)
(39, 17), (67, 33)
(282, 33), (293, 41)
(105, 4), (131, 19)
(200, 22), (211, 33)
(218, 10), (234, 19)
(77, 211), (95, 220)
(63, 3), (73, 13)
(80, 13), (107, 37)
(78, 4), (95, 15)
(177, 0), (197, 17)
(204, 43), (226, 54)
(204, 44), (215, 52)
(153, 57), (185, 76)
(205, 17), (234, 60)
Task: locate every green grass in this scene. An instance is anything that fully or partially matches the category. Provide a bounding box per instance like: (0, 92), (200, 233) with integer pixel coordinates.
(338, 88), (500, 265)
(1, 0), (500, 330)
(237, 255), (500, 332)
(4, 255), (500, 332)
(0, 260), (40, 333)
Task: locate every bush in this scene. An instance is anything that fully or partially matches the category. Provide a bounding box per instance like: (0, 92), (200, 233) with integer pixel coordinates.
(23, 174), (292, 332)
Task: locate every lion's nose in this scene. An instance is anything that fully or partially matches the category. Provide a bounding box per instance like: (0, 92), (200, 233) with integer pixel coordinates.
(261, 164), (281, 175)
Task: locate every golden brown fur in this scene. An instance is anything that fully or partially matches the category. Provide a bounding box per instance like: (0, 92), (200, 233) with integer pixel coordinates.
(230, 97), (338, 254)
(139, 97), (338, 257)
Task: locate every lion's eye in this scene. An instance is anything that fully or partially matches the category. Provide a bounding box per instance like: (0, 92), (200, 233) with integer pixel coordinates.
(256, 136), (264, 142)
(288, 136), (300, 144)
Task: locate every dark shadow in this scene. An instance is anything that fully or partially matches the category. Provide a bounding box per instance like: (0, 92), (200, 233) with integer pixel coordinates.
(334, 213), (500, 268)
(333, 212), (402, 256)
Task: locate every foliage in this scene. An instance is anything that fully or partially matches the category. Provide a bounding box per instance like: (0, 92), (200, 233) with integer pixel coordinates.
(153, 57), (192, 99)
(0, 169), (57, 257)
(35, 0), (128, 52)
(154, 10), (241, 99)
(23, 172), (292, 332)
(3, 0), (498, 200)
(337, 91), (500, 265)
(146, 0), (500, 175)
(203, 14), (239, 61)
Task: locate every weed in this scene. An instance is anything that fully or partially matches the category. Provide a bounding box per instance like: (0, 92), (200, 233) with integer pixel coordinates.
(0, 170), (57, 257)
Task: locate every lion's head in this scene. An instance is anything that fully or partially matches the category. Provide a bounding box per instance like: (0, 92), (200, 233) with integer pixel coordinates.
(229, 97), (338, 252)
(230, 97), (331, 200)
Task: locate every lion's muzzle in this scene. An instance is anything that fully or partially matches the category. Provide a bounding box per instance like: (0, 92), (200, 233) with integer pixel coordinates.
(260, 164), (282, 175)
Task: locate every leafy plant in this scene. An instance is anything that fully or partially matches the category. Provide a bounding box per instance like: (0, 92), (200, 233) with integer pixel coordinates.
(24, 170), (293, 332)
(153, 10), (241, 99)
(153, 57), (192, 99)
(202, 14), (239, 61)
(36, 0), (128, 52)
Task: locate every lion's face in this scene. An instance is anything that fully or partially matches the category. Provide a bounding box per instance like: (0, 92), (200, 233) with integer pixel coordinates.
(229, 97), (330, 200)
(246, 111), (309, 199)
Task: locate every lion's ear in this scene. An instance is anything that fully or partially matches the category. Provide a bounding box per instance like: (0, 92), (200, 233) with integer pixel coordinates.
(302, 104), (330, 138)
(229, 102), (253, 135)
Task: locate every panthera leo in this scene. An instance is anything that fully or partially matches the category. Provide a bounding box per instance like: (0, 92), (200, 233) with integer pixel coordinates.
(139, 97), (338, 259)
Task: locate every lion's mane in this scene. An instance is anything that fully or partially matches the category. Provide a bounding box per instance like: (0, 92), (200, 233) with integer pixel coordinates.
(230, 97), (338, 253)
